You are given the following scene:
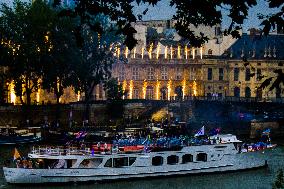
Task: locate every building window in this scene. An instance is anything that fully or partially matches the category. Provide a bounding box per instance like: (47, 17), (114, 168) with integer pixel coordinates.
(132, 67), (139, 80)
(208, 49), (213, 55)
(133, 89), (139, 99)
(176, 67), (182, 80)
(234, 68), (239, 81)
(245, 68), (251, 81)
(146, 86), (154, 100)
(256, 69), (262, 81)
(245, 87), (251, 98)
(147, 67), (155, 80)
(118, 66), (125, 81)
(219, 68), (223, 81)
(161, 67), (168, 80)
(208, 68), (212, 80)
(190, 68), (196, 80)
(234, 87), (240, 97)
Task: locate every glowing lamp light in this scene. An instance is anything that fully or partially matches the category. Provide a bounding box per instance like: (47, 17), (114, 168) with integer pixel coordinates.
(192, 48), (195, 59)
(125, 47), (128, 58)
(193, 80), (197, 96)
(164, 46), (168, 59)
(185, 46), (188, 59)
(133, 47), (136, 58)
(156, 44), (160, 59)
(122, 80), (127, 99)
(182, 78), (186, 100)
(9, 81), (16, 104)
(142, 80), (147, 99)
(200, 47), (203, 59)
(170, 45), (173, 59)
(167, 79), (172, 101)
(77, 91), (80, 102)
(129, 80), (133, 99)
(156, 80), (160, 100)
(178, 45), (181, 59)
(141, 47), (144, 59)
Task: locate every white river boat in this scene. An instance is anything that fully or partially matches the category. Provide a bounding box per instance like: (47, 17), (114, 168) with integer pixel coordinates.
(3, 134), (268, 184)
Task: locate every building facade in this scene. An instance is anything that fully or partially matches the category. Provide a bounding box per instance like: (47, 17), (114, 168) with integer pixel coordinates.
(2, 20), (284, 104)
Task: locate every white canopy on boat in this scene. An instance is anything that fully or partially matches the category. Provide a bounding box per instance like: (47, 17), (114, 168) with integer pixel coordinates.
(210, 134), (242, 143)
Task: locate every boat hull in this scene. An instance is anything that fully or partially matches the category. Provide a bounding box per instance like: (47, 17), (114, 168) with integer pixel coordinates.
(3, 152), (267, 184)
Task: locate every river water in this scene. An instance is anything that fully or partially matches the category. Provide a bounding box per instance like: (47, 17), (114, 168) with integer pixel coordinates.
(0, 145), (283, 189)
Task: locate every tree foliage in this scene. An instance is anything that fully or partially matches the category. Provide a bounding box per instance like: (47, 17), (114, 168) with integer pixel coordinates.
(104, 78), (124, 100)
(53, 0), (283, 48)
(0, 0), (58, 105)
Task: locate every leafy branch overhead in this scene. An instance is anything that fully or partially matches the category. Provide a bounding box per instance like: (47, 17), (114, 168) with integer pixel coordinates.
(53, 0), (283, 48)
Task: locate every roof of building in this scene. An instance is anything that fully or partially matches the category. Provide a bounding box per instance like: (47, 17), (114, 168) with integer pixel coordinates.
(222, 34), (284, 60)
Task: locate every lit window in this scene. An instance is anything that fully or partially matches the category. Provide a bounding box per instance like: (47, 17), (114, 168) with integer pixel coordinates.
(161, 67), (168, 80)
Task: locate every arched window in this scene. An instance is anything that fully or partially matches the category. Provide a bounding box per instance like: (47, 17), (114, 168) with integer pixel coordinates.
(208, 49), (213, 55)
(175, 86), (183, 100)
(234, 87), (240, 98)
(146, 86), (154, 100)
(245, 87), (251, 98)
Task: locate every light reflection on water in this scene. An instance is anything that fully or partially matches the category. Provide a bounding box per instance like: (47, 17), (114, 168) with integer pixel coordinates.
(0, 145), (282, 189)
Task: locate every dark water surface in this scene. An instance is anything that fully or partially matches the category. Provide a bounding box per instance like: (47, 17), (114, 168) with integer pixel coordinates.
(0, 145), (283, 189)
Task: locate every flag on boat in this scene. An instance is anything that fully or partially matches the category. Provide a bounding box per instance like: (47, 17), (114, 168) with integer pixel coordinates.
(209, 128), (221, 136)
(75, 131), (87, 139)
(262, 128), (271, 135)
(13, 148), (21, 160)
(194, 126), (205, 137)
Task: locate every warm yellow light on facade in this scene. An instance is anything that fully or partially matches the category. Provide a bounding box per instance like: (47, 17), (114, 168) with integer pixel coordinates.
(178, 45), (181, 59)
(156, 43), (160, 59)
(185, 45), (188, 59)
(133, 47), (136, 58)
(77, 91), (81, 102)
(129, 80), (133, 99)
(200, 47), (203, 59)
(182, 78), (186, 100)
(125, 47), (128, 58)
(164, 46), (168, 59)
(142, 80), (147, 99)
(117, 47), (120, 58)
(170, 45), (173, 59)
(193, 80), (197, 96)
(122, 80), (127, 99)
(9, 81), (16, 104)
(148, 43), (153, 59)
(141, 47), (144, 59)
(156, 80), (160, 100)
(192, 48), (195, 59)
(167, 79), (172, 101)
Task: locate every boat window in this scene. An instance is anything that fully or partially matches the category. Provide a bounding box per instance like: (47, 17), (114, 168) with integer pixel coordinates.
(196, 153), (207, 162)
(182, 154), (193, 163)
(167, 155), (179, 165)
(129, 157), (136, 166)
(113, 157), (128, 168)
(214, 146), (227, 149)
(79, 158), (103, 168)
(152, 156), (163, 166)
(104, 158), (112, 167)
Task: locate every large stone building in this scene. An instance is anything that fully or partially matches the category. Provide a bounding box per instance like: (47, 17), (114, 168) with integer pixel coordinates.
(2, 20), (284, 104)
(111, 20), (284, 101)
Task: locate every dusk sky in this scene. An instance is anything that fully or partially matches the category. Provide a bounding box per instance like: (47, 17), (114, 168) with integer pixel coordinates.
(133, 0), (281, 33)
(2, 0), (281, 33)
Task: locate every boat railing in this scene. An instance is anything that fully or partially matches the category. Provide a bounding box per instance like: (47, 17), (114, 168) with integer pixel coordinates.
(31, 146), (92, 156)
